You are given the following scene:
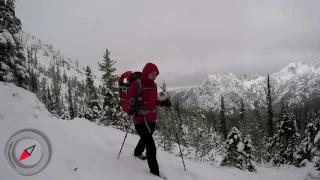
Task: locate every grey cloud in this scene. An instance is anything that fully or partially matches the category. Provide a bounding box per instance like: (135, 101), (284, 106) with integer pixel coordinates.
(15, 0), (320, 89)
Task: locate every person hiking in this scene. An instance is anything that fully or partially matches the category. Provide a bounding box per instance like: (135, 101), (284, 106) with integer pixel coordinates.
(123, 62), (172, 177)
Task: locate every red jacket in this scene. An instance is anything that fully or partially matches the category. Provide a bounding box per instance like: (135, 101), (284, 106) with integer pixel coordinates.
(124, 63), (163, 123)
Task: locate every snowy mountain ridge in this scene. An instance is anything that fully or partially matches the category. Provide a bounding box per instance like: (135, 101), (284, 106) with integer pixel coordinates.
(22, 31), (102, 86)
(171, 61), (320, 112)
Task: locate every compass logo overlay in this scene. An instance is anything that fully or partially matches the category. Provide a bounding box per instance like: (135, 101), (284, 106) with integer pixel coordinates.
(4, 129), (52, 176)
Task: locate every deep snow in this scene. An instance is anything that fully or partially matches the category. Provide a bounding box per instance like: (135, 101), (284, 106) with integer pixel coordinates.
(0, 82), (314, 180)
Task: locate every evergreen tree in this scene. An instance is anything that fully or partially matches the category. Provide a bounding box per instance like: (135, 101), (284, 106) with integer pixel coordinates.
(28, 69), (35, 91)
(1, 0), (21, 34)
(98, 49), (120, 125)
(33, 46), (38, 67)
(0, 0), (7, 30)
(242, 135), (257, 172)
(74, 101), (78, 118)
(26, 46), (33, 64)
(14, 39), (29, 89)
(294, 117), (320, 166)
(0, 0), (29, 89)
(273, 108), (300, 165)
(68, 81), (75, 120)
(156, 81), (176, 151)
(304, 128), (320, 180)
(174, 97), (187, 147)
(193, 109), (214, 161)
(267, 75), (274, 137)
(313, 130), (320, 171)
(159, 81), (169, 99)
(47, 86), (58, 117)
(52, 66), (61, 115)
(157, 108), (176, 152)
(46, 85), (52, 112)
(85, 66), (99, 121)
(185, 109), (199, 159)
(63, 70), (67, 83)
(221, 127), (246, 170)
(283, 112), (300, 165)
(253, 101), (264, 163)
(279, 97), (286, 127)
(29, 69), (39, 93)
(60, 108), (70, 120)
(262, 75), (276, 164)
(293, 104), (303, 134)
(49, 65), (55, 78)
(52, 99), (58, 117)
(239, 99), (247, 135)
(40, 77), (48, 106)
(220, 95), (227, 140)
(98, 48), (117, 92)
(56, 66), (61, 83)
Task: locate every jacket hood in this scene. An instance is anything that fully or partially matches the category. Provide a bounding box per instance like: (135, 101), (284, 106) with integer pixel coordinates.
(141, 63), (159, 86)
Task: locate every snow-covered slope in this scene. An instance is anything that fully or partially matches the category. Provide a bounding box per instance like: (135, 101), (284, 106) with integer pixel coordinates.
(0, 82), (312, 180)
(19, 31), (103, 118)
(171, 62), (320, 112)
(23, 32), (101, 86)
(169, 87), (196, 104)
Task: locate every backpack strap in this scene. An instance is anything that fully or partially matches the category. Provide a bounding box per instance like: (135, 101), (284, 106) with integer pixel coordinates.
(136, 79), (157, 98)
(137, 79), (142, 97)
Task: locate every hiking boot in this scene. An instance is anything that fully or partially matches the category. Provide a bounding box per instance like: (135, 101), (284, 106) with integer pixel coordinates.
(134, 154), (147, 160)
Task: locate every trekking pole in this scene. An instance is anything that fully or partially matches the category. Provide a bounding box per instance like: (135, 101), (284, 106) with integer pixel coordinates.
(176, 132), (186, 171)
(117, 100), (145, 159)
(117, 115), (132, 159)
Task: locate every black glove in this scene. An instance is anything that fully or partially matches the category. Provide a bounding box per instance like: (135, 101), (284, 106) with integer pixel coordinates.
(131, 98), (144, 111)
(162, 99), (172, 107)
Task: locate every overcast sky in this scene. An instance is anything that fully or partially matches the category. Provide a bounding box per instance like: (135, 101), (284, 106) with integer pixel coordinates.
(15, 0), (320, 89)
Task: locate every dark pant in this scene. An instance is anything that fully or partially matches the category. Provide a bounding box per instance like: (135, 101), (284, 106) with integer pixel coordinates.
(134, 122), (159, 175)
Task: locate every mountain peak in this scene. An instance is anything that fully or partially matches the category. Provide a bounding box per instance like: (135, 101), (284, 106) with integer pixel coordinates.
(273, 62), (320, 82)
(171, 61), (320, 112)
(279, 61), (311, 74)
